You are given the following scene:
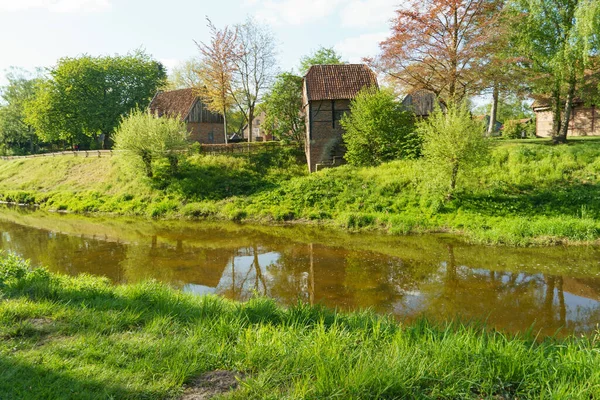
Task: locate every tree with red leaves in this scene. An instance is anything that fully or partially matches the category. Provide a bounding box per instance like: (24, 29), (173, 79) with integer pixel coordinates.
(371, 0), (503, 103)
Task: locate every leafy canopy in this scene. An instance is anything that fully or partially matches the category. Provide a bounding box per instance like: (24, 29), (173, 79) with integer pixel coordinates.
(262, 72), (305, 142)
(113, 109), (189, 178)
(417, 102), (490, 197)
(0, 68), (41, 154)
(299, 47), (344, 75)
(341, 88), (418, 167)
(24, 51), (166, 147)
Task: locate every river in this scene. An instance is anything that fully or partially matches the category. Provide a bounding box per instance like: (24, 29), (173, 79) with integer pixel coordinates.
(1, 205), (599, 337)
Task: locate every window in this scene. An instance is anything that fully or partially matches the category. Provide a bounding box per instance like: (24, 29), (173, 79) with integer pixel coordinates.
(208, 130), (214, 143)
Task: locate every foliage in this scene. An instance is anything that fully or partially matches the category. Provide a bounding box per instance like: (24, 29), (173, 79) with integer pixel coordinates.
(298, 46), (344, 75)
(167, 58), (202, 89)
(0, 252), (599, 398)
(417, 102), (490, 197)
(503, 120), (535, 139)
(372, 0), (503, 102)
(341, 88), (418, 166)
(23, 51), (166, 148)
(0, 68), (41, 155)
(506, 0), (600, 141)
(113, 109), (189, 178)
(195, 18), (240, 143)
(262, 72), (305, 142)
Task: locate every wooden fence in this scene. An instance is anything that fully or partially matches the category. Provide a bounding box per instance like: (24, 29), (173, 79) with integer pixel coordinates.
(0, 142), (303, 160)
(0, 150), (117, 160)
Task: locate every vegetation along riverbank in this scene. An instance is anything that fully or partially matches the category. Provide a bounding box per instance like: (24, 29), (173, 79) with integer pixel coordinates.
(1, 252), (599, 399)
(1, 138), (600, 246)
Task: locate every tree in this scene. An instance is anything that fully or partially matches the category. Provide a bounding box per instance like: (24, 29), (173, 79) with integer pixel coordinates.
(507, 0), (600, 143)
(371, 0), (503, 103)
(195, 18), (240, 144)
(24, 51), (166, 148)
(168, 59), (202, 89)
(417, 102), (490, 198)
(262, 72), (305, 142)
(472, 93), (533, 123)
(113, 109), (188, 178)
(231, 17), (278, 142)
(298, 46), (344, 75)
(341, 88), (418, 167)
(0, 68), (42, 154)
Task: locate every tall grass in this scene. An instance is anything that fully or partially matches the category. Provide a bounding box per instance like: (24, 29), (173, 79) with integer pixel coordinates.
(1, 252), (599, 399)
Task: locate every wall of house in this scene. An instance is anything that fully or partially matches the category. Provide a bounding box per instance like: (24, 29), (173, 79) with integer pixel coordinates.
(536, 106), (600, 137)
(188, 100), (224, 124)
(304, 99), (350, 172)
(187, 122), (226, 144)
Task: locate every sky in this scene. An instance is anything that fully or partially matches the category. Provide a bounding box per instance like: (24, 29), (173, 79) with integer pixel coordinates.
(0, 0), (401, 85)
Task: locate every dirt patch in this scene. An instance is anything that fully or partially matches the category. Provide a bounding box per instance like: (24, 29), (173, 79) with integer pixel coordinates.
(181, 370), (244, 400)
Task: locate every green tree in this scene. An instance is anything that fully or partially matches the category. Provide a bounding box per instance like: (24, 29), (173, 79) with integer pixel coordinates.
(24, 51), (166, 148)
(0, 68), (42, 154)
(341, 88), (417, 167)
(168, 59), (202, 89)
(113, 109), (189, 178)
(507, 0), (600, 142)
(417, 102), (490, 198)
(298, 47), (344, 75)
(262, 72), (305, 142)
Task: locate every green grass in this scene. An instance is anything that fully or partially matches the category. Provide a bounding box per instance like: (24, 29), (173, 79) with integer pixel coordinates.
(1, 252), (599, 399)
(1, 138), (600, 245)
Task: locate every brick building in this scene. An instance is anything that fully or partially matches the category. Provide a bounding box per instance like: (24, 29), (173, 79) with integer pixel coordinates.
(302, 64), (378, 172)
(149, 88), (225, 144)
(533, 100), (599, 137)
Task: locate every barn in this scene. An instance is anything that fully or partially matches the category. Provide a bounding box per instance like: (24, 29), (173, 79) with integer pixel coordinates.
(302, 64), (378, 172)
(149, 88), (225, 144)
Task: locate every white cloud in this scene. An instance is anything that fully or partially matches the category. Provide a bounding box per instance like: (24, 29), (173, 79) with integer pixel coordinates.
(340, 0), (398, 28)
(0, 0), (112, 13)
(335, 31), (388, 63)
(250, 0), (345, 26)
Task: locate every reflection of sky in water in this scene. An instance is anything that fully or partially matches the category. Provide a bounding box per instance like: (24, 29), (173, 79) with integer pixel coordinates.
(182, 283), (217, 296)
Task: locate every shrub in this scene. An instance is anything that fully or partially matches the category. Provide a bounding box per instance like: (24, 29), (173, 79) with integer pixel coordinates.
(341, 88), (418, 166)
(417, 102), (490, 198)
(113, 109), (189, 178)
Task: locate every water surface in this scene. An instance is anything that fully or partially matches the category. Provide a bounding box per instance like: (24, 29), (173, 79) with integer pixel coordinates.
(1, 205), (599, 337)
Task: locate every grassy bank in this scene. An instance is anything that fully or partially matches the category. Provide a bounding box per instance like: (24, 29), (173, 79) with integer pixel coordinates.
(1, 252), (599, 399)
(1, 139), (600, 245)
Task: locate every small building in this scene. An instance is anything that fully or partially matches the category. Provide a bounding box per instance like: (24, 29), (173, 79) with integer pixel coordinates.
(532, 100), (599, 137)
(302, 64), (378, 172)
(149, 88), (225, 144)
(401, 89), (440, 117)
(243, 111), (273, 142)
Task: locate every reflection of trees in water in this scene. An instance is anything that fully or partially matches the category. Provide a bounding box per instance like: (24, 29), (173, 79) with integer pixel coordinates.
(0, 221), (126, 280)
(218, 244), (272, 301)
(120, 235), (232, 289)
(415, 245), (595, 336)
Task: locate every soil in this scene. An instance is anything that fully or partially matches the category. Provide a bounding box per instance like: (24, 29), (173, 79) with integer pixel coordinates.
(181, 370), (244, 400)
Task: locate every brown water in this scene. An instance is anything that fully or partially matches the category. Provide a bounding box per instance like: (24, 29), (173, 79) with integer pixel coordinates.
(1, 205), (600, 337)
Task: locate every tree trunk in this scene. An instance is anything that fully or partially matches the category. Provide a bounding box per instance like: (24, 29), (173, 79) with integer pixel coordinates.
(551, 86), (563, 142)
(446, 161), (459, 200)
(248, 107), (254, 143)
(556, 78), (576, 144)
(487, 84), (499, 136)
(223, 107), (229, 145)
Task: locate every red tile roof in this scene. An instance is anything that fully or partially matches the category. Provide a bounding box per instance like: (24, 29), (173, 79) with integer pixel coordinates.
(149, 88), (198, 120)
(304, 64), (378, 101)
